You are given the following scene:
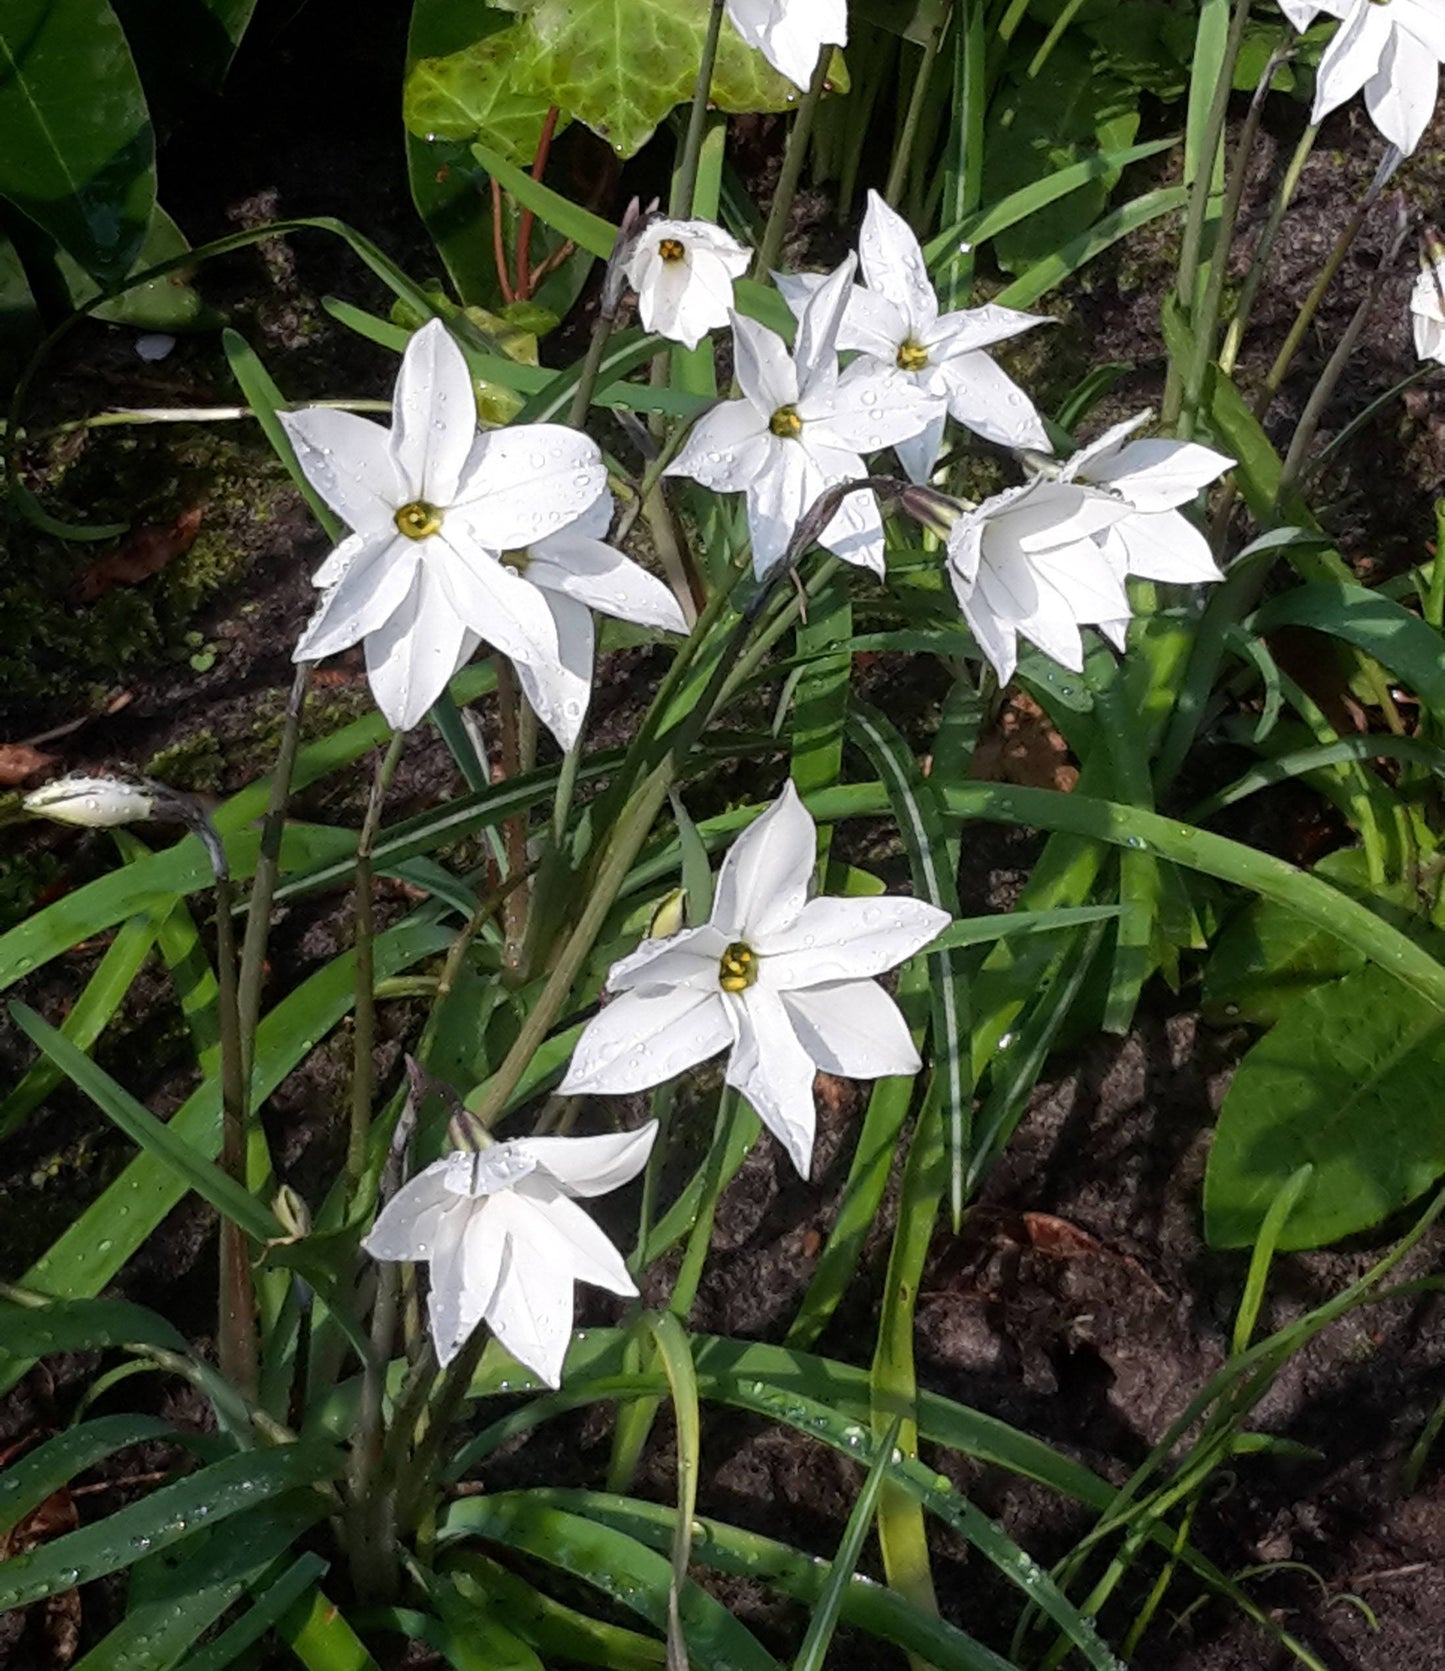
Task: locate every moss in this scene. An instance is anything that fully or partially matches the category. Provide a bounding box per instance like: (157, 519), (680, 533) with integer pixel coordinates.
(146, 728), (226, 793)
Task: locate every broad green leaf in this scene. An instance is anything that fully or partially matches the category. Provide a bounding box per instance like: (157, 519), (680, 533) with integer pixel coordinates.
(1205, 965), (1445, 1249)
(111, 0), (259, 94)
(514, 0), (839, 159)
(59, 205), (215, 330)
(1202, 848), (1419, 1027)
(0, 0), (155, 282)
(0, 1441), (341, 1609)
(405, 18), (563, 163)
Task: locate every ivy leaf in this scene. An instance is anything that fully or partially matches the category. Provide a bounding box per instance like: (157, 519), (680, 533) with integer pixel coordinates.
(405, 19), (564, 164)
(523, 0), (845, 159)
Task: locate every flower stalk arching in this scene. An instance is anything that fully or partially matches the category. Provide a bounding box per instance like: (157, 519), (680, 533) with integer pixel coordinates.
(751, 46), (834, 283)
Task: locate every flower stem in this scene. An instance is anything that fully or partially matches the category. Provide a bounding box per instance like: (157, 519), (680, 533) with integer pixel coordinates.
(884, 4), (951, 210)
(1218, 121), (1318, 377)
(214, 865), (258, 1401)
(494, 656), (531, 974)
(566, 313), (614, 429)
(751, 47), (832, 282)
(515, 106), (561, 302)
(347, 732), (406, 1209)
(672, 0), (728, 219)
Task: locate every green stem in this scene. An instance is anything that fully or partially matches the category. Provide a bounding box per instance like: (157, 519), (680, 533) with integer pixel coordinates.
(751, 47), (833, 282)
(884, 5), (951, 209)
(566, 314), (614, 430)
(671, 0), (728, 219)
(1218, 121), (1318, 376)
(347, 733), (406, 1208)
(214, 867), (258, 1400)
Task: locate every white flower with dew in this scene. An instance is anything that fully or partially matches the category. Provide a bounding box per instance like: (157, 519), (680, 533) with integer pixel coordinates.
(776, 190), (1051, 481)
(362, 1124), (657, 1387)
(23, 775), (158, 829)
(944, 477), (1136, 685)
(666, 255), (939, 577)
(1279, 0), (1445, 156)
(282, 316), (610, 734)
(625, 219), (750, 351)
(560, 782), (949, 1178)
(1411, 251), (1445, 364)
(725, 0), (847, 89)
(1058, 411), (1231, 646)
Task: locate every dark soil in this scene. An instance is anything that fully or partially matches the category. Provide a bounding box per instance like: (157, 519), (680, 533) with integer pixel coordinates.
(5, 2), (1445, 1667)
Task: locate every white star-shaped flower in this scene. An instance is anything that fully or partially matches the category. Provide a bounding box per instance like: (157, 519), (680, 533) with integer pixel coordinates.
(560, 781), (949, 1178)
(666, 255), (938, 577)
(625, 218), (750, 350)
(725, 0), (847, 89)
(1280, 0), (1445, 156)
(362, 1124), (656, 1386)
(1411, 253), (1445, 363)
(944, 478), (1135, 685)
(284, 317), (679, 740)
(776, 190), (1051, 481)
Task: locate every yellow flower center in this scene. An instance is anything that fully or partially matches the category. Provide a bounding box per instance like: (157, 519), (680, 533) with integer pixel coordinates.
(658, 237), (687, 263)
(395, 500), (443, 540)
(896, 340), (929, 372)
(719, 941), (758, 993)
(769, 405), (803, 439)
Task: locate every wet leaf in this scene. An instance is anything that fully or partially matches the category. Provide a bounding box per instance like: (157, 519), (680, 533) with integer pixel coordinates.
(405, 19), (564, 163)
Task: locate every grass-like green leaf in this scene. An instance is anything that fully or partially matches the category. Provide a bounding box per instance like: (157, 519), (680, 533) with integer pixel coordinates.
(0, 1415), (174, 1540)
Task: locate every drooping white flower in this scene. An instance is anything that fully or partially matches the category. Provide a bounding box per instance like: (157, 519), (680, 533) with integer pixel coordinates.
(1279, 0), (1444, 156)
(666, 256), (938, 577)
(282, 317), (609, 733)
(362, 1124), (656, 1386)
(625, 219), (750, 350)
(495, 493), (689, 749)
(560, 782), (949, 1178)
(23, 774), (158, 828)
(725, 0), (847, 89)
(776, 190), (1051, 481)
(944, 478), (1136, 685)
(1062, 412), (1231, 585)
(1411, 252), (1445, 363)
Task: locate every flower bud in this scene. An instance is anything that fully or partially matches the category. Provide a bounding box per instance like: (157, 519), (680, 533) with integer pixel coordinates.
(272, 1184), (312, 1242)
(23, 774), (157, 829)
(447, 1108), (491, 1155)
(897, 483), (967, 540)
(648, 885), (688, 940)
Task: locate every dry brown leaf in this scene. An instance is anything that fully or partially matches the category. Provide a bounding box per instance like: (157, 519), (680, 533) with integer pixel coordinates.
(77, 504), (204, 602)
(0, 744), (57, 785)
(971, 691), (1079, 792)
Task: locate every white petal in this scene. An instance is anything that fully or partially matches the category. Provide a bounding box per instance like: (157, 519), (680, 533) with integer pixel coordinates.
(794, 255), (857, 399)
(1108, 510), (1223, 584)
(1397, 0), (1445, 60)
(362, 1160), (452, 1261)
(726, 0), (846, 88)
(731, 312), (798, 416)
(528, 534), (688, 633)
(1365, 26), (1437, 154)
(805, 360), (941, 454)
(667, 398), (774, 491)
(519, 1177), (639, 1294)
(1061, 412), (1152, 482)
(511, 590), (592, 751)
(388, 317), (478, 505)
(927, 301), (1049, 357)
(364, 566), (471, 731)
(428, 1196), (487, 1366)
(776, 271), (912, 363)
(313, 526), (380, 590)
(513, 1122), (660, 1197)
(280, 407), (403, 533)
(782, 979), (922, 1079)
(294, 534), (420, 663)
(744, 440), (815, 576)
(431, 536), (562, 668)
(957, 579), (1021, 685)
(1312, 0), (1392, 123)
(893, 410), (948, 484)
(815, 461), (888, 576)
(980, 560), (1087, 672)
(937, 352), (1050, 450)
(559, 986), (734, 1094)
(1080, 438), (1233, 510)
(711, 778), (816, 941)
(756, 894), (950, 985)
(726, 985), (819, 1177)
(858, 190), (939, 338)
(451, 425), (608, 547)
(606, 923), (730, 993)
(481, 1194), (576, 1387)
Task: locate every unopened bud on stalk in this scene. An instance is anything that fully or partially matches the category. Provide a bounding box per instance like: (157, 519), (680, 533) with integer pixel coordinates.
(447, 1108), (491, 1155)
(648, 885), (689, 940)
(23, 774), (158, 829)
(603, 195), (658, 323)
(271, 1184), (312, 1243)
(897, 482), (967, 541)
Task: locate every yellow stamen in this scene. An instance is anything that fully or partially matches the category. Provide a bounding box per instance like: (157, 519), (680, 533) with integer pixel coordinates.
(769, 405), (803, 439)
(896, 340), (929, 373)
(395, 500), (443, 540)
(719, 940), (758, 993)
(658, 237), (687, 263)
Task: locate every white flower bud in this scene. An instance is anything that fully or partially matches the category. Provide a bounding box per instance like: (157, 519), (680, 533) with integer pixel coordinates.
(23, 775), (157, 829)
